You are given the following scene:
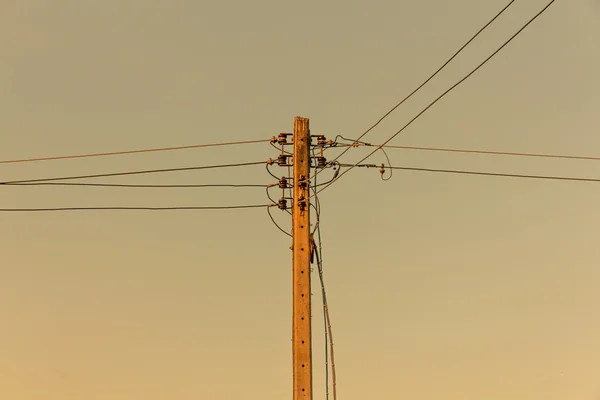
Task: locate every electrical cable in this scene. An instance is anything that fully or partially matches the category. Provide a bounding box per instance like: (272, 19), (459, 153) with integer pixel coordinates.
(266, 205), (292, 237)
(332, 137), (393, 181)
(4, 182), (271, 188)
(266, 163), (283, 181)
(311, 149), (323, 235)
(317, 0), (518, 176)
(0, 205), (272, 212)
(265, 160), (292, 235)
(312, 165), (342, 188)
(0, 139), (269, 164)
(266, 185), (291, 215)
(270, 141), (293, 155)
(317, 0), (557, 194)
(0, 161), (266, 185)
(334, 141), (600, 162)
(312, 169), (337, 400)
(340, 163), (600, 183)
(379, 148), (393, 181)
(266, 185), (279, 206)
(314, 249), (337, 400)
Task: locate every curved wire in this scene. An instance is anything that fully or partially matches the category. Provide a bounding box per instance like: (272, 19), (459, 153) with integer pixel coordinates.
(311, 197), (321, 235)
(380, 148), (393, 182)
(333, 135), (371, 147)
(266, 163), (282, 180)
(266, 185), (291, 215)
(314, 249), (336, 400)
(312, 165), (342, 188)
(265, 162), (292, 235)
(270, 141), (293, 155)
(0, 139), (270, 164)
(317, 0), (557, 195)
(1, 161), (266, 185)
(266, 205), (292, 237)
(311, 149), (323, 235)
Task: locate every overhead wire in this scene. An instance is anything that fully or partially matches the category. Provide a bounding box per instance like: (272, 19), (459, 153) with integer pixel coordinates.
(317, 0), (558, 194)
(0, 205), (273, 212)
(316, 0), (518, 177)
(332, 140), (600, 162)
(0, 161), (266, 185)
(5, 182), (272, 188)
(314, 249), (337, 400)
(312, 149), (337, 400)
(340, 163), (600, 183)
(0, 139), (269, 164)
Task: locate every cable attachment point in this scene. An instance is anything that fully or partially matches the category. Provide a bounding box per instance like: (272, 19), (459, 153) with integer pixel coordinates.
(276, 133), (292, 145)
(297, 195), (307, 211)
(277, 154), (292, 167)
(315, 156), (327, 169)
(278, 198), (288, 210)
(278, 177), (289, 189)
(297, 175), (309, 190)
(354, 163), (377, 168)
(312, 135), (327, 147)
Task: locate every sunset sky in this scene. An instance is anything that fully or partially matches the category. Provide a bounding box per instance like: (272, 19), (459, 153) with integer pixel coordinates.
(1, 1), (599, 399)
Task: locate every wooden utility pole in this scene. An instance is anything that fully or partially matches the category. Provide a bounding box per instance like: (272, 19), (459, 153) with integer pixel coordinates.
(292, 116), (313, 400)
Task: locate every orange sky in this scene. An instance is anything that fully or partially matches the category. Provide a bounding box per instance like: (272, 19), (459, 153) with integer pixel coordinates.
(1, 1), (599, 399)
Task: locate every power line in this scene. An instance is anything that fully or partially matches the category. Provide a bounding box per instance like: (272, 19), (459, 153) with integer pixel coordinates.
(318, 0), (557, 194)
(334, 140), (600, 162)
(322, 0), (517, 171)
(341, 163), (600, 183)
(0, 139), (269, 164)
(312, 153), (337, 400)
(0, 161), (266, 185)
(5, 182), (271, 188)
(0, 204), (272, 212)
(266, 205), (292, 237)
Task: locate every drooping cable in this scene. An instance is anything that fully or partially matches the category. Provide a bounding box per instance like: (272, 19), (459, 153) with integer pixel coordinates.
(314, 248), (337, 400)
(265, 184), (293, 237)
(265, 145), (293, 235)
(267, 205), (292, 237)
(312, 149), (337, 400)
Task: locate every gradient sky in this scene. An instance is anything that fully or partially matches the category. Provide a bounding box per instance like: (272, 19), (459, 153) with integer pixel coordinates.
(1, 1), (599, 399)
